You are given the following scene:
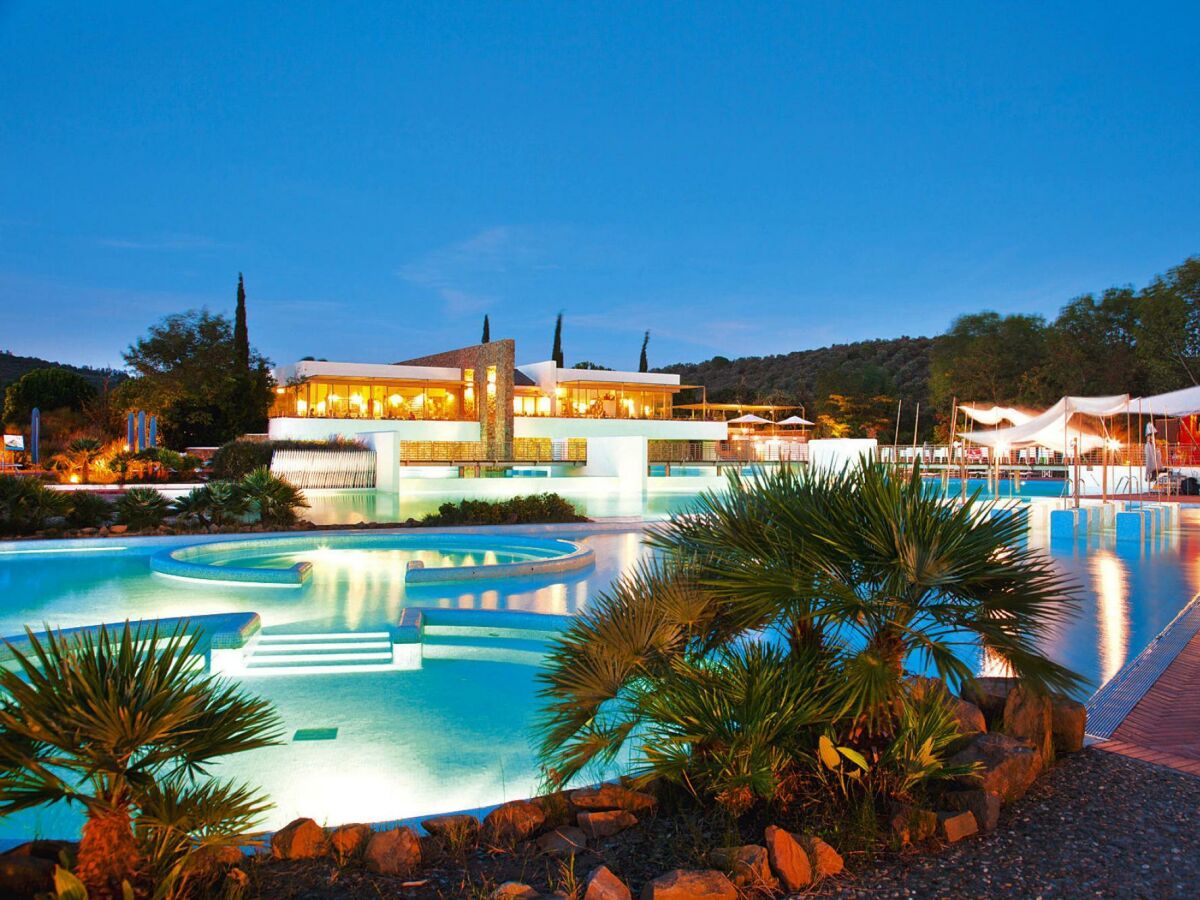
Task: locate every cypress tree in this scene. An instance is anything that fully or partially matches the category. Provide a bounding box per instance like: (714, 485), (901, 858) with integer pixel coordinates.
(551, 312), (564, 368)
(639, 331), (650, 373)
(482, 314), (490, 343)
(234, 273), (250, 372)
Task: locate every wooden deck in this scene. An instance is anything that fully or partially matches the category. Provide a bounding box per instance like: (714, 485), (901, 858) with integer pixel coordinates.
(1094, 625), (1200, 777)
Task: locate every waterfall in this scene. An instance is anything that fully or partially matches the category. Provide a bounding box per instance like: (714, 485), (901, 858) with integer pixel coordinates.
(270, 449), (377, 489)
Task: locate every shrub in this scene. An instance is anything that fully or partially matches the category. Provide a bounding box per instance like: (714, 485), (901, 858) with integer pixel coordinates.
(115, 487), (170, 530)
(0, 475), (69, 535)
(172, 481), (250, 529)
(65, 492), (113, 529)
(210, 437), (365, 480)
(0, 622), (281, 895)
(422, 493), (586, 526)
(240, 466), (309, 526)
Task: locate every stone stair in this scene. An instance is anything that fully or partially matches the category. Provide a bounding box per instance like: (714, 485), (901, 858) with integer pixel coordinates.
(242, 630), (399, 675)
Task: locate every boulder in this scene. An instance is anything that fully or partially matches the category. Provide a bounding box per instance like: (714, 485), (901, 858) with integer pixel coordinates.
(951, 697), (987, 736)
(763, 825), (811, 891)
(710, 844), (776, 889)
(330, 823), (372, 859)
(421, 814), (480, 845)
(889, 806), (938, 845)
(271, 817), (328, 859)
(0, 856), (55, 898)
(960, 676), (1016, 722)
(798, 835), (844, 879)
(585, 865), (632, 900)
(1003, 685), (1053, 762)
(537, 825), (588, 857)
(493, 883), (539, 899)
(943, 789), (1001, 832)
(937, 810), (978, 843)
(571, 783), (658, 814)
(578, 810), (637, 840)
(180, 844), (244, 879)
(109, 524), (128, 534)
(483, 800), (546, 845)
(1051, 695), (1087, 753)
(363, 827), (422, 876)
(4, 841), (76, 863)
(640, 869), (737, 899)
(949, 733), (1042, 802)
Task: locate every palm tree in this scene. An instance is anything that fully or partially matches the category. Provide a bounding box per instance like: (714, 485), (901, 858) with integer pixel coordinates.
(241, 466), (309, 526)
(172, 482), (250, 530)
(0, 622), (281, 896)
(52, 437), (105, 484)
(537, 461), (1082, 802)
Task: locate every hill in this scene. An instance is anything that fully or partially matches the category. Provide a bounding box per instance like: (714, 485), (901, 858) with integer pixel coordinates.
(0, 350), (125, 394)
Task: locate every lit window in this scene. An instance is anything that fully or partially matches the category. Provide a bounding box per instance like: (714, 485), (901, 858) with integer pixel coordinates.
(537, 396), (551, 415)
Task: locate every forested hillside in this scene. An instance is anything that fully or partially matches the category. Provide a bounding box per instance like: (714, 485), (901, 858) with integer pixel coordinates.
(0, 350), (123, 394)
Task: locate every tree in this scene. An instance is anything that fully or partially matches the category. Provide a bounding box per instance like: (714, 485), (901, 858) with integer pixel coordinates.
(2, 367), (97, 425)
(0, 622), (280, 895)
(121, 309), (274, 447)
(639, 331), (650, 373)
(1136, 256), (1200, 392)
(50, 437), (105, 484)
(1045, 288), (1141, 396)
(481, 314), (490, 344)
(233, 274), (250, 374)
(929, 312), (1052, 411)
(551, 312), (564, 368)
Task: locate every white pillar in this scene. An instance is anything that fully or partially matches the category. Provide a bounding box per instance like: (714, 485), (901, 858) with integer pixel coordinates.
(365, 431), (400, 492)
(584, 436), (648, 494)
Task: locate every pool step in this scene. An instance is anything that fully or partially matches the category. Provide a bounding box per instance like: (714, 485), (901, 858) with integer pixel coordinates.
(242, 630), (407, 675)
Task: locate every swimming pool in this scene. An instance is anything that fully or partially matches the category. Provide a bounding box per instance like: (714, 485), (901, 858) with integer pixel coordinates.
(1, 513), (1197, 841)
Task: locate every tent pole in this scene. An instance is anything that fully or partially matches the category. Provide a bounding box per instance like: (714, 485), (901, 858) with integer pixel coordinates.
(893, 398), (903, 471)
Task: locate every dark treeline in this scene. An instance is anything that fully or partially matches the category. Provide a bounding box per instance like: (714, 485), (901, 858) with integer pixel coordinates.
(663, 255), (1200, 440)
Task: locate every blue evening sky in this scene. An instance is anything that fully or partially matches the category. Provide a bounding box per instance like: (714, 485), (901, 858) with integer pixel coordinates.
(2, 2), (1198, 371)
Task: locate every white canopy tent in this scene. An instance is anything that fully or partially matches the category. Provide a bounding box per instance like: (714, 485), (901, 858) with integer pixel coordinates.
(1130, 385), (1200, 418)
(958, 405), (1034, 427)
(959, 395), (1129, 454)
(777, 415), (815, 426)
(727, 413), (773, 425)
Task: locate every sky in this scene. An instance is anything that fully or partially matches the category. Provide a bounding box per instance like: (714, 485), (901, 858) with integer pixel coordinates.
(2, 2), (1198, 372)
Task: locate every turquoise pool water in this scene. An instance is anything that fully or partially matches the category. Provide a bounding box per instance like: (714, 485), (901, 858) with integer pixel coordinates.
(1, 512), (1198, 840)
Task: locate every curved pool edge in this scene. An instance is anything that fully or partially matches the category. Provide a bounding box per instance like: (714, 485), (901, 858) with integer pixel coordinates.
(149, 531), (596, 587)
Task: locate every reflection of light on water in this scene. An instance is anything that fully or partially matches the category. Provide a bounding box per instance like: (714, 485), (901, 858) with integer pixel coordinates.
(1091, 550), (1129, 685)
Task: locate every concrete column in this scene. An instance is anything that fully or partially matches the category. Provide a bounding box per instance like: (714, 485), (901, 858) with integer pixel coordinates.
(366, 431), (400, 492)
(584, 436), (648, 494)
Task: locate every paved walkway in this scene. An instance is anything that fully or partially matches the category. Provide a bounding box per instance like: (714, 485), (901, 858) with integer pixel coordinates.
(1094, 624), (1200, 777)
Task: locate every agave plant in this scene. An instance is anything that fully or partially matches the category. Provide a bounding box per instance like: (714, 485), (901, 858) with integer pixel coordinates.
(0, 622), (281, 897)
(240, 466), (309, 527)
(0, 474), (70, 535)
(115, 486), (171, 530)
(171, 482), (249, 530)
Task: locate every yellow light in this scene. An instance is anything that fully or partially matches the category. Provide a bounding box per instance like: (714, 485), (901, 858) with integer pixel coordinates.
(446, 394), (455, 404)
(555, 386), (565, 397)
(388, 394), (402, 406)
(69, 474), (80, 484)
(512, 398), (522, 413)
(413, 393), (425, 406)
(328, 393), (341, 403)
(296, 399), (308, 414)
(350, 394), (365, 407)
(1106, 438), (1122, 450)
(316, 400), (327, 415)
(486, 382), (496, 397)
(537, 396), (551, 414)
(486, 368), (497, 384)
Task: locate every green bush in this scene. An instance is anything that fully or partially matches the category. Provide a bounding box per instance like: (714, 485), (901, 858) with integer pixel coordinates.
(240, 467), (309, 526)
(65, 492), (113, 529)
(0, 475), (70, 535)
(422, 493), (586, 526)
(210, 437), (365, 480)
(172, 481), (250, 529)
(115, 487), (170, 530)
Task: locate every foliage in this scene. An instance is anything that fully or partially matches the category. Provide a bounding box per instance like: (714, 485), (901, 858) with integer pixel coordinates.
(1, 366), (98, 425)
(481, 314), (490, 344)
(115, 487), (170, 530)
(49, 437), (106, 484)
(929, 312), (1054, 411)
(210, 437), (364, 480)
(0, 475), (70, 535)
(551, 311), (564, 368)
(171, 482), (250, 529)
(66, 492), (113, 529)
(119, 308), (275, 447)
(239, 466), (309, 526)
(422, 493), (586, 526)
(0, 621), (281, 896)
(639, 331), (650, 373)
(537, 462), (1081, 817)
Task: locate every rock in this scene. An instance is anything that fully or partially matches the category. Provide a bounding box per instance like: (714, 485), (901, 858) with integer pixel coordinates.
(1003, 685), (1053, 762)
(889, 805), (938, 845)
(493, 883), (539, 899)
(952, 697), (987, 736)
(363, 826), (422, 876)
(585, 865), (632, 900)
(330, 823), (372, 859)
(950, 733), (1042, 802)
(0, 856), (55, 897)
(571, 783), (658, 814)
(421, 814), (480, 845)
(640, 869), (737, 899)
(181, 844), (244, 879)
(108, 524), (128, 534)
(798, 835), (844, 879)
(943, 789), (1002, 832)
(4, 840), (76, 863)
(938, 810), (979, 842)
(537, 825), (588, 857)
(1051, 695), (1087, 753)
(271, 817), (328, 859)
(578, 809), (638, 840)
(763, 825), (811, 891)
(484, 800), (546, 845)
(709, 844), (776, 889)
(960, 676), (1016, 722)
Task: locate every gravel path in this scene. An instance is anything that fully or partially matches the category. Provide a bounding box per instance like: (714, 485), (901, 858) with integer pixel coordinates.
(823, 749), (1200, 899)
